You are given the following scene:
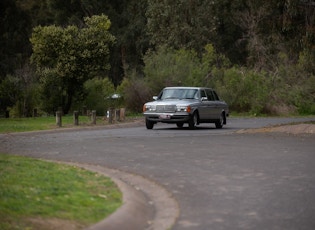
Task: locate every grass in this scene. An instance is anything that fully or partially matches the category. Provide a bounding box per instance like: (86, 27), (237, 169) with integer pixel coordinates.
(0, 115), (114, 133)
(0, 154), (122, 230)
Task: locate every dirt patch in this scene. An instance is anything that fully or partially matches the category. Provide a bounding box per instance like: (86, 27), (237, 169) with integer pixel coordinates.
(237, 124), (315, 135)
(26, 217), (85, 230)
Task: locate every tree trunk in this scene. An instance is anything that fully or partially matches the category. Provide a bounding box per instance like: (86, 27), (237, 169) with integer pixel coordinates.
(63, 90), (73, 115)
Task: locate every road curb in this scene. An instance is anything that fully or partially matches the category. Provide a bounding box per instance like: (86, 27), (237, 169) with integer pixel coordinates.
(67, 163), (179, 230)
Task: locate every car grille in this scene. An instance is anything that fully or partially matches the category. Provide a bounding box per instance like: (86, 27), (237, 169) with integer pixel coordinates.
(156, 105), (176, 112)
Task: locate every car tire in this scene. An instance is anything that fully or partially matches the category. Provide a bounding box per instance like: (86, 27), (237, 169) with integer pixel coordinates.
(176, 122), (184, 128)
(188, 112), (198, 130)
(146, 118), (154, 129)
(215, 113), (224, 129)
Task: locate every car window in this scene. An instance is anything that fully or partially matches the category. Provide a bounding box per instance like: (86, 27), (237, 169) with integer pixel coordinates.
(200, 90), (207, 99)
(206, 89), (215, 101)
(182, 89), (198, 99)
(160, 89), (198, 100)
(212, 91), (220, 100)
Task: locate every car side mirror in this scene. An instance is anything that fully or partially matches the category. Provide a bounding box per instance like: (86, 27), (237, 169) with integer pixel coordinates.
(153, 96), (158, 100)
(201, 97), (208, 101)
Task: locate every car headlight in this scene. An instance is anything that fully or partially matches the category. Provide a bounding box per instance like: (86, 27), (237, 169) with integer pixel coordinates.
(143, 104), (156, 112)
(176, 105), (191, 113)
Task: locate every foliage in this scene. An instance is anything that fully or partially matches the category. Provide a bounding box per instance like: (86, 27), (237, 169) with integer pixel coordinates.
(143, 46), (207, 94)
(0, 0), (31, 76)
(233, 0), (314, 71)
(1, 0), (315, 116)
(269, 51), (315, 115)
(81, 77), (115, 115)
(109, 0), (150, 84)
(30, 14), (115, 114)
(141, 45), (314, 115)
(0, 154), (122, 229)
(37, 68), (64, 115)
(117, 71), (152, 112)
(210, 67), (270, 114)
(146, 0), (217, 54)
(142, 44), (230, 91)
(0, 64), (40, 118)
(0, 75), (20, 115)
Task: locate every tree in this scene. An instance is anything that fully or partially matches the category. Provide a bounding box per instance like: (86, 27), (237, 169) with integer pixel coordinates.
(29, 0), (150, 86)
(82, 77), (115, 115)
(30, 14), (115, 114)
(146, 0), (217, 54)
(145, 0), (249, 65)
(233, 0), (315, 70)
(0, 0), (32, 77)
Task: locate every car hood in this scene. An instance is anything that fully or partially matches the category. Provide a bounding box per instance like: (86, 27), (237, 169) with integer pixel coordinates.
(145, 99), (198, 106)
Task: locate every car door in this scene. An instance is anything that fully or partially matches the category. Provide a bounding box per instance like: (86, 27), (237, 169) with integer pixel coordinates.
(204, 89), (218, 119)
(210, 90), (223, 119)
(198, 89), (210, 119)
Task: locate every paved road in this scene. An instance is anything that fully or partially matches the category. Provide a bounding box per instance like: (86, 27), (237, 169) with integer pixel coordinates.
(1, 117), (315, 230)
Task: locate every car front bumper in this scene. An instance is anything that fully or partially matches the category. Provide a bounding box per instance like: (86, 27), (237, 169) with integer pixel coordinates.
(144, 112), (190, 123)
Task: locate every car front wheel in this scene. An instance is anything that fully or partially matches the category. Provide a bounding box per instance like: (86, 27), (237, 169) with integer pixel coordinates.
(146, 118), (154, 129)
(176, 122), (184, 128)
(188, 112), (198, 130)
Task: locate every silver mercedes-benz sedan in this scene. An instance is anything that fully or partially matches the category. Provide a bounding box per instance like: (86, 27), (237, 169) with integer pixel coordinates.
(143, 87), (229, 129)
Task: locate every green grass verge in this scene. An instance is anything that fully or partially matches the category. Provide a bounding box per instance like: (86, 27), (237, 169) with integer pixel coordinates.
(0, 116), (109, 133)
(0, 154), (122, 230)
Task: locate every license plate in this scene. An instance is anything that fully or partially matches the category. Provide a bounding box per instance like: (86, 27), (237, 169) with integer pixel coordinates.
(160, 114), (171, 119)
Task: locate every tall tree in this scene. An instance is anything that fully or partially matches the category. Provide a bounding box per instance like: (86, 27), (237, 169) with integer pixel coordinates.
(146, 0), (247, 64)
(232, 0), (315, 70)
(0, 0), (31, 77)
(0, 0), (33, 114)
(146, 0), (216, 54)
(30, 0), (150, 86)
(30, 15), (115, 114)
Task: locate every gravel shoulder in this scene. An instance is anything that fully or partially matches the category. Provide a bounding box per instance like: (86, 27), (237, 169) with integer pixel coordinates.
(237, 123), (315, 135)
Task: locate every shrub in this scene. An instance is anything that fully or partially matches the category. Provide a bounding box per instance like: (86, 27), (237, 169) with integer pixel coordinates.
(117, 72), (151, 112)
(209, 67), (269, 115)
(143, 46), (207, 93)
(80, 77), (115, 116)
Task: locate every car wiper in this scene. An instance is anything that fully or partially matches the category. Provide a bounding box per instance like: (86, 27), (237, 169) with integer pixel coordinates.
(164, 97), (179, 99)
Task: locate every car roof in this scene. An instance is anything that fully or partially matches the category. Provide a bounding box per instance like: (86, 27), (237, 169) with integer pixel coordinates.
(163, 86), (213, 90)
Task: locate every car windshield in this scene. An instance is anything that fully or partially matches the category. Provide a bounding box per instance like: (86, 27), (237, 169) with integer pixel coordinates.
(160, 88), (198, 100)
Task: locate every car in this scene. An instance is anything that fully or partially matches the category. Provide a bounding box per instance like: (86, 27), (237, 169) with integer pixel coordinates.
(143, 86), (229, 129)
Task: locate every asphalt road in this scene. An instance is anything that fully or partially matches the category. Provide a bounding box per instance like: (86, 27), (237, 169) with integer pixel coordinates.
(1, 117), (315, 230)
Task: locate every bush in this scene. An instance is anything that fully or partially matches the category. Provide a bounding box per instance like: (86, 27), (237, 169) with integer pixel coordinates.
(123, 46), (315, 115)
(117, 72), (151, 112)
(38, 68), (64, 114)
(80, 77), (115, 116)
(210, 67), (270, 115)
(143, 46), (207, 93)
(1, 65), (40, 117)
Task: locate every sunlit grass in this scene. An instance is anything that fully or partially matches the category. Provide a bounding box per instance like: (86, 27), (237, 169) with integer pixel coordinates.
(0, 153), (122, 229)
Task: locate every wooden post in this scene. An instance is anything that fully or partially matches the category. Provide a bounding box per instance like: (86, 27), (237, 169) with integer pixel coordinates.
(73, 111), (79, 125)
(120, 108), (126, 121)
(56, 111), (62, 127)
(91, 110), (96, 124)
(87, 110), (91, 117)
(108, 108), (115, 124)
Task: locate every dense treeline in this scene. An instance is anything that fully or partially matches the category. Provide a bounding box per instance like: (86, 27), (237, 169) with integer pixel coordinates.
(0, 0), (314, 117)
